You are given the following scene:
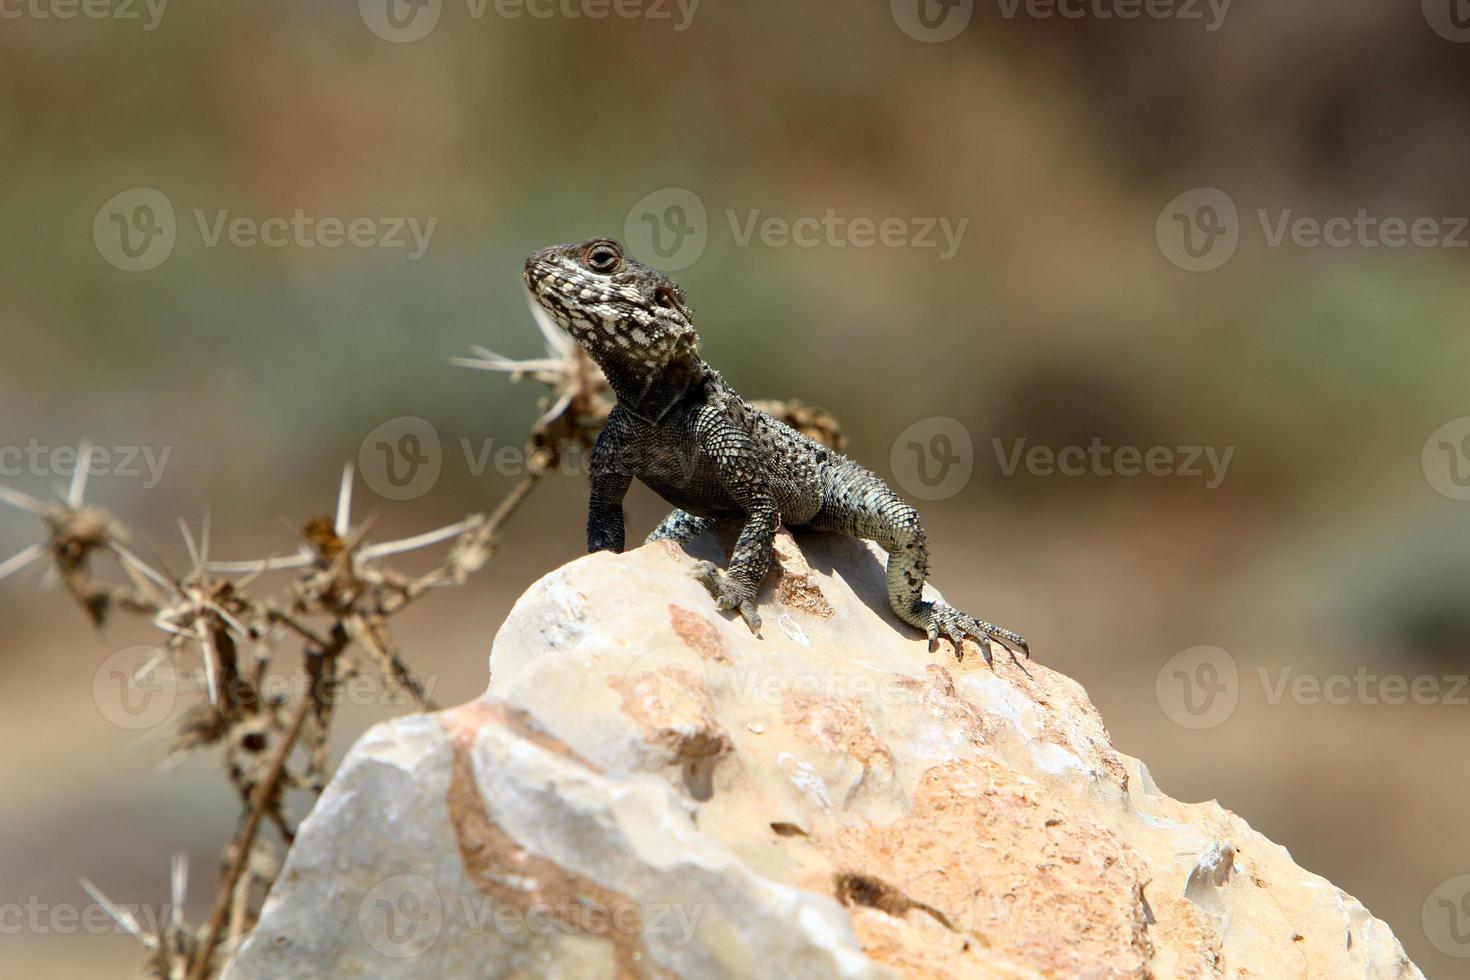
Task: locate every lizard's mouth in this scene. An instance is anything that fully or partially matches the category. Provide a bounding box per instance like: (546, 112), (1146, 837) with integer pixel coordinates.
(522, 253), (544, 290)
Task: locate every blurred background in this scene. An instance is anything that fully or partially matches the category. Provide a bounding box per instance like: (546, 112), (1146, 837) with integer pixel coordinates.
(3, 0), (1470, 974)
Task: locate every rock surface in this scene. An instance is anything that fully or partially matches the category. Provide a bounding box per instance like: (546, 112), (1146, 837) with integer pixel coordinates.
(226, 530), (1424, 979)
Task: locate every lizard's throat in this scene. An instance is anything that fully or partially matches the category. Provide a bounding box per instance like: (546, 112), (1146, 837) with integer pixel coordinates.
(596, 353), (706, 422)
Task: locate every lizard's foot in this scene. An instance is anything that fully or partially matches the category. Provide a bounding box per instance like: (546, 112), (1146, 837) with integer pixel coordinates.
(689, 560), (762, 635)
(919, 601), (1029, 666)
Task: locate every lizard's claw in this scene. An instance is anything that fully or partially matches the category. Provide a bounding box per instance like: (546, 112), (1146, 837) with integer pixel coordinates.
(922, 601), (1027, 667)
(690, 560), (762, 636)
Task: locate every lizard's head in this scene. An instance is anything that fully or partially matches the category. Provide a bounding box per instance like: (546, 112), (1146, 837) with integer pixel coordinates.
(523, 239), (698, 373)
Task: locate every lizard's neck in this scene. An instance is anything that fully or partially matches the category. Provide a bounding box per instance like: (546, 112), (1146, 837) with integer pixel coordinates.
(599, 354), (711, 424)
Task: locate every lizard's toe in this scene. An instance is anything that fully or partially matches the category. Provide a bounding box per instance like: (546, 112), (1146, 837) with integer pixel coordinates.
(922, 602), (1028, 667)
(737, 599), (762, 636)
(970, 620), (1024, 667)
(947, 621), (994, 666)
(976, 620), (1029, 660)
(690, 561), (762, 636)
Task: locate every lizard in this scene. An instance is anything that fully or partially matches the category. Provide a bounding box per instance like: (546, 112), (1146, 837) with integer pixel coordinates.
(522, 238), (1029, 665)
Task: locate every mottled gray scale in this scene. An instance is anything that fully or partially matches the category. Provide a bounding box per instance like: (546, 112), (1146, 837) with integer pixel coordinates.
(646, 509), (714, 545)
(522, 239), (1027, 663)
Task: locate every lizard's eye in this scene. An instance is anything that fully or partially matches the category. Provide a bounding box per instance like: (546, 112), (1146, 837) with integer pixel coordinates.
(585, 241), (622, 274)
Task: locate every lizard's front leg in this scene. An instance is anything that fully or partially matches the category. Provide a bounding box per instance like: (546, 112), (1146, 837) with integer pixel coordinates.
(688, 404), (778, 634)
(587, 422), (632, 553)
(690, 499), (777, 635)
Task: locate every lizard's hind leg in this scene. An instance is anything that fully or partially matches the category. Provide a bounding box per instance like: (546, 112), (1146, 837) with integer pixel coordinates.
(810, 462), (1028, 665)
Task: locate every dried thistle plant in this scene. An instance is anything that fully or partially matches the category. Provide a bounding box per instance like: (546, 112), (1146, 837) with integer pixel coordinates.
(0, 304), (842, 978)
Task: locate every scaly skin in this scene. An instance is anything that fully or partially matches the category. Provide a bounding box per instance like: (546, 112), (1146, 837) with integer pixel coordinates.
(523, 239), (1028, 665)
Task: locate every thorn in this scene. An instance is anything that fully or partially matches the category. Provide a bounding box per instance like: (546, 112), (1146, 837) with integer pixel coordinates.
(335, 463), (354, 537)
(534, 389), (576, 431)
(205, 550), (313, 575)
(0, 542), (44, 583)
(0, 484), (48, 516)
(170, 854), (188, 932)
(200, 629), (219, 706)
(80, 878), (157, 949)
(178, 518), (201, 570)
(359, 520), (472, 559)
(135, 531), (182, 587)
(204, 601), (249, 640)
(110, 542), (174, 592)
(68, 442), (94, 509)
